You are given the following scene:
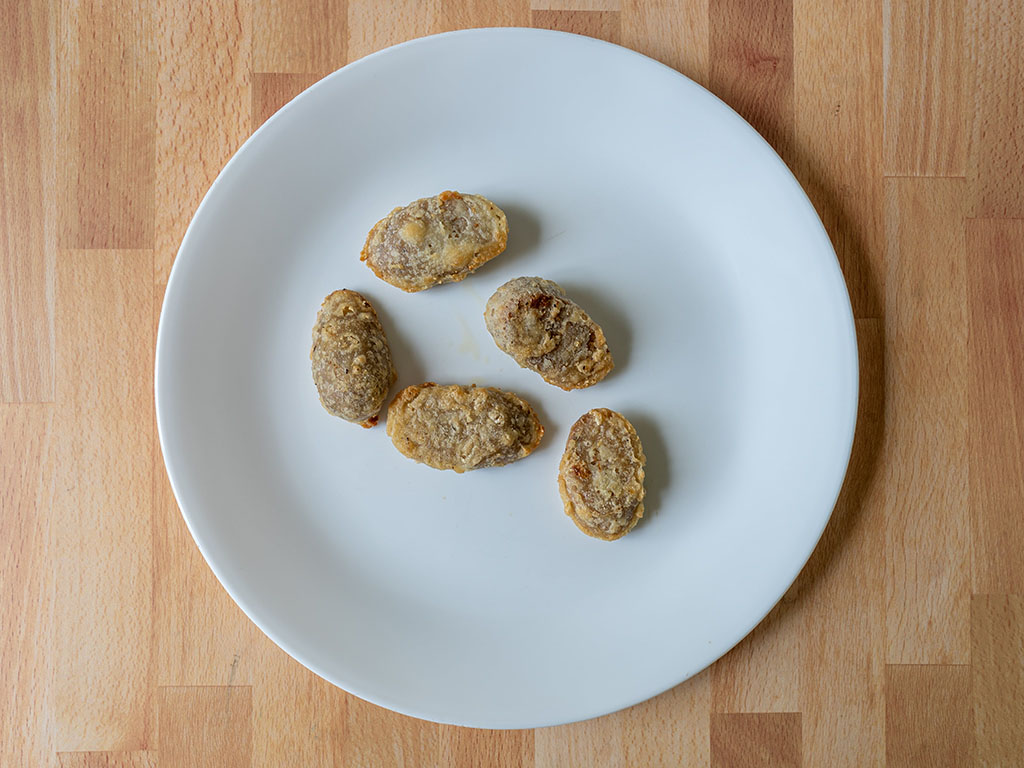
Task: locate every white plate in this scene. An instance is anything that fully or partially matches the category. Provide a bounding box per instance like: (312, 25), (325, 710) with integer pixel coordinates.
(156, 28), (857, 728)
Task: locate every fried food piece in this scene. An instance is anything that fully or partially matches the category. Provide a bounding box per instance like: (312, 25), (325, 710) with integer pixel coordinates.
(558, 409), (646, 540)
(311, 290), (396, 427)
(386, 383), (544, 472)
(484, 276), (614, 390)
(361, 191), (508, 292)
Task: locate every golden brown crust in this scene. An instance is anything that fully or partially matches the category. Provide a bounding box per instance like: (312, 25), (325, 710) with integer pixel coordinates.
(360, 191), (508, 292)
(310, 290), (397, 426)
(484, 276), (614, 390)
(558, 409), (646, 540)
(385, 383), (544, 472)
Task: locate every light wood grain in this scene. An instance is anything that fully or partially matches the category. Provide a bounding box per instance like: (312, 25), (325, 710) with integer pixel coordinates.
(250, 653), (348, 767)
(253, 0), (347, 74)
(711, 592), (801, 713)
(52, 251), (155, 753)
(883, 0), (965, 176)
(440, 725), (534, 768)
(621, 0), (709, 85)
(532, 0), (622, 10)
(252, 73), (323, 132)
(793, 0), (885, 319)
(709, 0), (793, 162)
(3, 2), (1024, 766)
(967, 218), (1024, 595)
(967, 0), (1024, 217)
(152, 0), (251, 284)
(0, 0), (56, 402)
(884, 665), (973, 768)
(798, 319), (887, 767)
(618, 671), (712, 767)
(531, 9), (621, 42)
(341, 694), (439, 766)
(971, 595), (1024, 766)
(710, 713), (801, 768)
(158, 687), (252, 768)
(883, 177), (970, 664)
(57, 752), (158, 768)
(57, 0), (155, 250)
(0, 404), (55, 767)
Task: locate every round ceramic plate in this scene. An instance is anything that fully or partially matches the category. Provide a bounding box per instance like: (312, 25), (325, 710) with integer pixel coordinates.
(156, 28), (857, 728)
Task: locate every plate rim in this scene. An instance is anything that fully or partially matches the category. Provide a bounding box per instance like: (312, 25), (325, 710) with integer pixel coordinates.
(155, 26), (860, 728)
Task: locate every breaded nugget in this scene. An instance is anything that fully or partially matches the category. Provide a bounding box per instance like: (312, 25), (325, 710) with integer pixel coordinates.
(311, 289), (396, 427)
(484, 277), (614, 390)
(558, 409), (646, 540)
(386, 383), (544, 472)
(361, 191), (508, 292)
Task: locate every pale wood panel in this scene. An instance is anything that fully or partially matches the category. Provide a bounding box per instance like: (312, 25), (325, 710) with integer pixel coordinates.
(57, 753), (157, 768)
(252, 73), (323, 132)
(971, 595), (1024, 767)
(710, 713), (801, 768)
(711, 592), (801, 713)
(793, 0), (885, 319)
(153, 0), (251, 284)
(253, 0), (346, 74)
(882, 0), (965, 176)
(884, 665), (973, 768)
(439, 726), (534, 768)
(346, 1), (530, 62)
(531, 10), (621, 43)
(535, 717), (624, 767)
(0, 404), (55, 767)
(0, 0), (56, 402)
(436, 0), (531, 31)
(618, 670), (712, 768)
(967, 0), (1024, 217)
(158, 687), (253, 768)
(250, 652), (349, 767)
(532, 0), (621, 10)
(621, 0), (709, 86)
(52, 251), (155, 751)
(57, 0), (155, 250)
(798, 319), (886, 767)
(535, 670), (711, 768)
(342, 695), (440, 767)
(708, 0), (793, 162)
(883, 177), (969, 664)
(253, 646), (438, 766)
(967, 219), (1024, 595)
(347, 0), (433, 59)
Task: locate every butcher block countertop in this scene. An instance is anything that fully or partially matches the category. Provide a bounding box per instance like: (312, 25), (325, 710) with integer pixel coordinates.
(2, 0), (1023, 765)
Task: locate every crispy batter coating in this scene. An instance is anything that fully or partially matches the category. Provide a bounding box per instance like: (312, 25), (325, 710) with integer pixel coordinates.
(558, 409), (646, 540)
(361, 191), (508, 292)
(386, 383), (544, 472)
(311, 290), (396, 427)
(484, 277), (613, 390)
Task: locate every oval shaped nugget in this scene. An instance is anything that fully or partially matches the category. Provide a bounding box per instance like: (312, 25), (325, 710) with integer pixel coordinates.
(559, 409), (646, 541)
(386, 383), (544, 472)
(361, 191), (508, 292)
(484, 277), (614, 390)
(311, 290), (396, 427)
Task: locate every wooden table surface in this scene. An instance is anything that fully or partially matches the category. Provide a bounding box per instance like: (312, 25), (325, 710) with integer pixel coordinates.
(3, 0), (1023, 765)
